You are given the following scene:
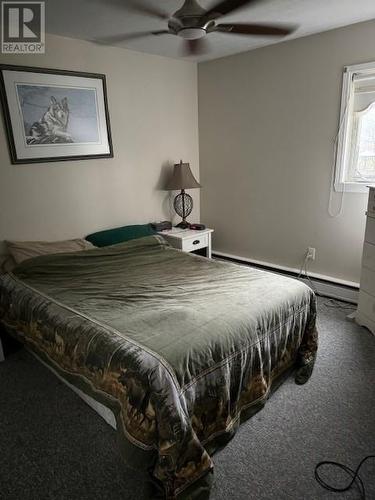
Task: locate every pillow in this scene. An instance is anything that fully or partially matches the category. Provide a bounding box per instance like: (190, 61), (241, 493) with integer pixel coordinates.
(85, 224), (155, 248)
(6, 238), (95, 265)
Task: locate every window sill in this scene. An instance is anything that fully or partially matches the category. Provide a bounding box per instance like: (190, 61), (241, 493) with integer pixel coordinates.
(334, 181), (375, 193)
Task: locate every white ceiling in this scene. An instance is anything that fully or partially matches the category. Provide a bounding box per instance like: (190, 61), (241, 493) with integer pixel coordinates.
(45, 0), (375, 62)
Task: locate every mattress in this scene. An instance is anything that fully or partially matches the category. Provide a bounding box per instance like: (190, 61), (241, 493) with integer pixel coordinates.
(0, 235), (318, 499)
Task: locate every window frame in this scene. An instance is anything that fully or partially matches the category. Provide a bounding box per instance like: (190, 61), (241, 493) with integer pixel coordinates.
(335, 61), (375, 193)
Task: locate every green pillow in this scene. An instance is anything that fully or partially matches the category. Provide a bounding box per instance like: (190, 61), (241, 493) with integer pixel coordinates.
(85, 224), (155, 248)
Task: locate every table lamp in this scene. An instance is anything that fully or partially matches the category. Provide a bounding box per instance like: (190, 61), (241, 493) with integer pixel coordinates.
(166, 160), (201, 228)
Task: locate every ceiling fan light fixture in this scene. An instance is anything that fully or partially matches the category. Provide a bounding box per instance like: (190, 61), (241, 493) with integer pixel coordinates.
(178, 27), (206, 40)
(94, 0), (298, 57)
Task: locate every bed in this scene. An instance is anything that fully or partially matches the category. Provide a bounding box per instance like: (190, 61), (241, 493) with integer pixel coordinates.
(0, 235), (318, 499)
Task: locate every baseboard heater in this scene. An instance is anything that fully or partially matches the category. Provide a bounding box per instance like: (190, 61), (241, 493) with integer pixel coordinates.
(212, 251), (359, 304)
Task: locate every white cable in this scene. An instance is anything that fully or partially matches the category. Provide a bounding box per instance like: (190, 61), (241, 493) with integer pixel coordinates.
(303, 259), (318, 295)
(297, 252), (318, 294)
(297, 253), (308, 278)
(298, 254), (356, 308)
(328, 134), (346, 218)
(328, 73), (355, 218)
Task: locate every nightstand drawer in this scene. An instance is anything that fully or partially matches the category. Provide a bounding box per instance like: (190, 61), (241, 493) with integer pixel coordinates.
(182, 234), (208, 253)
(157, 228), (213, 258)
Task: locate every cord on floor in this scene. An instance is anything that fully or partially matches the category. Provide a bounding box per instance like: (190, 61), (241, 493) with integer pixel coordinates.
(323, 298), (356, 311)
(315, 455), (375, 499)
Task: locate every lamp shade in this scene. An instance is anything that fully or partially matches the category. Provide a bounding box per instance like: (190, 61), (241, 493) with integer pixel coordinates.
(166, 161), (201, 190)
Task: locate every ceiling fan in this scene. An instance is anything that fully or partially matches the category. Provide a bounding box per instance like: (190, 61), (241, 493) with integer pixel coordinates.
(96, 0), (296, 56)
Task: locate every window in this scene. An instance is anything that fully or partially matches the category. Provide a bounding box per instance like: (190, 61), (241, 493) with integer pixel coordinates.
(335, 61), (375, 192)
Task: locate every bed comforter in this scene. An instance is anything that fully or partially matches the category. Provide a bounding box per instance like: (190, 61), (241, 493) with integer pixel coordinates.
(0, 235), (318, 499)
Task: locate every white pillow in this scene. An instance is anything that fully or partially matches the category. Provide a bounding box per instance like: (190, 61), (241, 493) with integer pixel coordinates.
(5, 238), (95, 265)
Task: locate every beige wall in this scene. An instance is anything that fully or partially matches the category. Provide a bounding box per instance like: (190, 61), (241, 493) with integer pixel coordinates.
(0, 34), (199, 254)
(198, 20), (375, 285)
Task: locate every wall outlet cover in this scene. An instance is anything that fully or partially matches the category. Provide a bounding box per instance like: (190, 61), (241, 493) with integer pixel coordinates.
(307, 247), (316, 260)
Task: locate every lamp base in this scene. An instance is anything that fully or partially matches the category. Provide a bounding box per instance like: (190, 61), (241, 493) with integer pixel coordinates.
(175, 220), (190, 229)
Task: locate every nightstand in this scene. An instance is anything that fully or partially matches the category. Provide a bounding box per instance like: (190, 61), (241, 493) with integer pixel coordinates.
(158, 228), (214, 258)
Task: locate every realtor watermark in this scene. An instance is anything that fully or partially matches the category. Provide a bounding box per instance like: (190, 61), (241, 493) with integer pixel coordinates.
(1, 1), (45, 53)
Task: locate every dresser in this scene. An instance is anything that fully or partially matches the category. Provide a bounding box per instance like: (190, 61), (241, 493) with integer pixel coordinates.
(158, 228), (214, 258)
(356, 186), (375, 335)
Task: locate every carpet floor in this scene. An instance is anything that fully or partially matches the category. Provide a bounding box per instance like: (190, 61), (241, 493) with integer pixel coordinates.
(0, 298), (374, 500)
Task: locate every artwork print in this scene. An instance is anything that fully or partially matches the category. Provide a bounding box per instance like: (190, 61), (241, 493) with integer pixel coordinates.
(18, 85), (100, 145)
(0, 65), (113, 163)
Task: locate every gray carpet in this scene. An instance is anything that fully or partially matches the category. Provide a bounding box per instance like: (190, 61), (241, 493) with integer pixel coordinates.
(0, 298), (374, 500)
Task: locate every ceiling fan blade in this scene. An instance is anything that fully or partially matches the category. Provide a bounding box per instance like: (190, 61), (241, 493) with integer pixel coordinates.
(182, 38), (209, 56)
(204, 0), (259, 19)
(125, 0), (169, 20)
(94, 30), (172, 45)
(215, 23), (296, 36)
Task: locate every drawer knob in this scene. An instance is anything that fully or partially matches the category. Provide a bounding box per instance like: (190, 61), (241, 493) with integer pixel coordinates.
(193, 240), (200, 245)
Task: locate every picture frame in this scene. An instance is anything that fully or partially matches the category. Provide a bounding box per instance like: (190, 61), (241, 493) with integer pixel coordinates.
(0, 64), (114, 164)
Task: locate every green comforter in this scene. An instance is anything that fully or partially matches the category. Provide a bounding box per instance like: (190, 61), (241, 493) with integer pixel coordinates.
(0, 235), (318, 499)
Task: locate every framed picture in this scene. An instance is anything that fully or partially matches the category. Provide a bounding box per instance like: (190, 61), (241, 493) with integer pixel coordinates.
(0, 64), (113, 164)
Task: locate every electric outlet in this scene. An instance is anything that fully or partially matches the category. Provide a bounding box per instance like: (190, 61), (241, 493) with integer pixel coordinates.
(306, 247), (316, 261)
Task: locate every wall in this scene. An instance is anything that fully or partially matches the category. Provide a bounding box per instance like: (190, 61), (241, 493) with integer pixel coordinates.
(198, 20), (375, 285)
(0, 34), (199, 254)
